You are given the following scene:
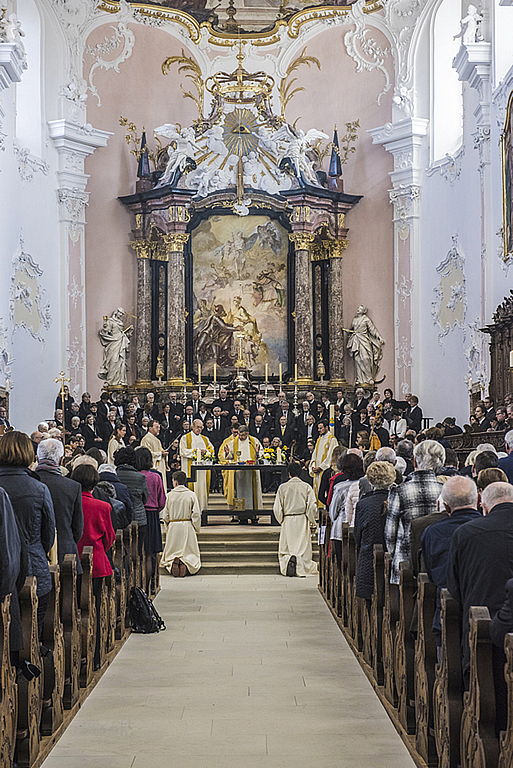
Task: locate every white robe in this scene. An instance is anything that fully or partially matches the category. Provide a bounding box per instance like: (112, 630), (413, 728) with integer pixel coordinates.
(224, 436), (262, 511)
(160, 486), (201, 575)
(309, 432), (339, 505)
(141, 432), (168, 493)
(179, 432), (214, 511)
(273, 477), (317, 577)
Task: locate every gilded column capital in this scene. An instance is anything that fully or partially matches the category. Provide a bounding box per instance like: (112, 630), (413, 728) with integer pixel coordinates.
(130, 239), (151, 260)
(310, 238), (348, 261)
(289, 231), (315, 250)
(164, 232), (190, 253)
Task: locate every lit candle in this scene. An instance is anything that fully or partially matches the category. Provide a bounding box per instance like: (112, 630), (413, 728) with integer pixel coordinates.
(213, 362), (217, 383)
(295, 363), (298, 382)
(265, 363), (268, 383)
(183, 363), (186, 382)
(198, 363), (202, 383)
(469, 376), (472, 391)
(329, 404), (335, 435)
(279, 363), (282, 383)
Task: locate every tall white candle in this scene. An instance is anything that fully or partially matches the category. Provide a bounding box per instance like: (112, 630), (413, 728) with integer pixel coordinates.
(295, 363), (298, 382)
(279, 363), (282, 383)
(510, 351), (513, 368)
(198, 363), (202, 383)
(183, 363), (186, 382)
(213, 362), (217, 383)
(265, 363), (268, 383)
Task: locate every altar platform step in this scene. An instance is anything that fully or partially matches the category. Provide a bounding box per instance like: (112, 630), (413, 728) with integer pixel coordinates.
(194, 525), (318, 575)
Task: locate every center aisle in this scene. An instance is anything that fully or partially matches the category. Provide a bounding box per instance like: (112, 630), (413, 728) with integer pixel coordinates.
(42, 575), (416, 768)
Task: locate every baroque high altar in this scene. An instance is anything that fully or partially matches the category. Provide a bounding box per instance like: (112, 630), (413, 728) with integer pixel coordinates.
(119, 48), (362, 394)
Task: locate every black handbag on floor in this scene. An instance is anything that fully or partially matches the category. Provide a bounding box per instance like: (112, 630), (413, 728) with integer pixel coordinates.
(129, 586), (166, 634)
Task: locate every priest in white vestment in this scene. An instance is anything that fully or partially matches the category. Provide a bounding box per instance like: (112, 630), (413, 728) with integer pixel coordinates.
(309, 420), (339, 508)
(141, 420), (168, 492)
(160, 470), (201, 575)
(223, 425), (262, 521)
(179, 419), (214, 511)
(274, 462), (318, 577)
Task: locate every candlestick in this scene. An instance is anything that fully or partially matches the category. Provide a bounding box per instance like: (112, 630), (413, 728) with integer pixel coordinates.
(213, 362), (217, 383)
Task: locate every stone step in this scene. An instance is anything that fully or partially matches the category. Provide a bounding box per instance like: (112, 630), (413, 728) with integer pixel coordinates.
(198, 562), (282, 575)
(201, 550), (281, 564)
(199, 540), (280, 552)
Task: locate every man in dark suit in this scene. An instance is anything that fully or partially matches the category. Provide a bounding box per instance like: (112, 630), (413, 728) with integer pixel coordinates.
(232, 399), (244, 423)
(35, 438), (84, 574)
(212, 387), (234, 419)
(274, 400), (295, 431)
(249, 394), (267, 415)
(101, 411), (118, 450)
(498, 430), (513, 483)
(96, 392), (112, 424)
(406, 395), (423, 433)
(483, 396), (496, 423)
(299, 413), (318, 443)
(143, 392), (160, 421)
(250, 414), (269, 442)
(474, 403), (492, 432)
(168, 393), (184, 428)
(447, 481), (513, 704)
(125, 415), (142, 446)
(275, 415), (294, 447)
(186, 389), (204, 416)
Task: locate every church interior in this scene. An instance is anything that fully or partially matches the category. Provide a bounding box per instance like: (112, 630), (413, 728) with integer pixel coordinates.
(2, 0), (513, 765)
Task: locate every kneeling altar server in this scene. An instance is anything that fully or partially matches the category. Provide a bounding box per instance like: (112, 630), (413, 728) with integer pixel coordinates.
(160, 471), (201, 576)
(274, 462), (318, 577)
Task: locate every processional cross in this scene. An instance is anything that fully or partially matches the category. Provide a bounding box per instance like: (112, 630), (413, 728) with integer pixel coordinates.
(54, 370), (71, 447)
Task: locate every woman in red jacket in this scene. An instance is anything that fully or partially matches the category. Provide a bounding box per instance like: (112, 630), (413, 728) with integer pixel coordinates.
(72, 463), (115, 669)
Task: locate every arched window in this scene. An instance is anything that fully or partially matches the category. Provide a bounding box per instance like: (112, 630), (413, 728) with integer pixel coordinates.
(15, 0), (42, 157)
(431, 0), (463, 162)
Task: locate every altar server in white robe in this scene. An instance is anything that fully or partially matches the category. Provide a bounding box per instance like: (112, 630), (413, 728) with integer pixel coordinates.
(141, 420), (168, 492)
(309, 420), (338, 508)
(223, 425), (262, 520)
(179, 419), (214, 511)
(274, 462), (318, 577)
(160, 470), (201, 576)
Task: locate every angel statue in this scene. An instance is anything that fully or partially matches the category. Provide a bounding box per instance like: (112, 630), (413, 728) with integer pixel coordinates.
(154, 123), (201, 187)
(274, 124), (329, 186)
(453, 4), (483, 45)
(0, 12), (25, 50)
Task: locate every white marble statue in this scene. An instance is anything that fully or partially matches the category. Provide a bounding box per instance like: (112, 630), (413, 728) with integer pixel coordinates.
(0, 12), (25, 49)
(154, 124), (201, 186)
(98, 308), (132, 386)
(347, 305), (384, 387)
(274, 124), (329, 186)
(454, 4), (483, 45)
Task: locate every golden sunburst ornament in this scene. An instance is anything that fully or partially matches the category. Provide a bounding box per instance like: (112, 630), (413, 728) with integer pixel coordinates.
(222, 108), (260, 156)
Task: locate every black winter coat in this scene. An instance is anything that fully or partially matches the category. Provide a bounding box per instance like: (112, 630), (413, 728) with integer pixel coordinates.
(36, 464), (83, 575)
(353, 489), (388, 601)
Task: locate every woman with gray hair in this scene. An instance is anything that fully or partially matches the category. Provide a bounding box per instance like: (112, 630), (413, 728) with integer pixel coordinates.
(354, 462), (397, 612)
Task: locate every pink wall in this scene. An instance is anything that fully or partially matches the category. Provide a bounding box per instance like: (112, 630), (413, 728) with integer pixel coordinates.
(84, 22), (393, 395)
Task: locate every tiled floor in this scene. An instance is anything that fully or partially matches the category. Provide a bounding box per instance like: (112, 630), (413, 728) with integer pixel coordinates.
(42, 574), (416, 768)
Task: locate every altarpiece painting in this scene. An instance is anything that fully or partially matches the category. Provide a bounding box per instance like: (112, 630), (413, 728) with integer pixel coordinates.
(192, 214), (288, 376)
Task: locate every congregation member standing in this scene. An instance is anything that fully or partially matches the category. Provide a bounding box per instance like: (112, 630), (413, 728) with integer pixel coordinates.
(273, 462), (317, 577)
(141, 419), (168, 492)
(179, 419), (214, 512)
(135, 447), (165, 593)
(160, 470), (201, 577)
(107, 422), (126, 465)
(0, 431), (55, 638)
(309, 420), (339, 508)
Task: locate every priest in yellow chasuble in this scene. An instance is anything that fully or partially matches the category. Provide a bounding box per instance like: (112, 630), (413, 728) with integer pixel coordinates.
(223, 425), (262, 518)
(309, 420), (339, 508)
(179, 419), (214, 511)
(140, 420), (168, 493)
(218, 425), (240, 507)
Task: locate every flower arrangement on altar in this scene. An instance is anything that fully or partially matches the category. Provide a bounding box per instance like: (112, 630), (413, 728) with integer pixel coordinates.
(261, 446), (288, 465)
(194, 446), (216, 463)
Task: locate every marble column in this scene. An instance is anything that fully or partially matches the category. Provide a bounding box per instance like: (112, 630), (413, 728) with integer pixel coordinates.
(165, 234), (189, 384)
(290, 232), (315, 384)
(328, 245), (347, 386)
(134, 253), (152, 386)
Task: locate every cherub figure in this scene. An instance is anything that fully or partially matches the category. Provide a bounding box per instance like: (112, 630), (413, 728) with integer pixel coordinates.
(454, 4), (483, 45)
(274, 124), (329, 186)
(0, 12), (25, 50)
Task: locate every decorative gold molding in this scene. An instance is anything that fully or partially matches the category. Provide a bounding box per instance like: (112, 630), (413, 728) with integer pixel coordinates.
(164, 232), (190, 252)
(289, 231), (315, 250)
(98, 1), (381, 48)
(310, 238), (348, 260)
(130, 239), (169, 261)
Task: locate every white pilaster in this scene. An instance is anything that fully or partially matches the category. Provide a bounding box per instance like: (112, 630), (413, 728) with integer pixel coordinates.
(368, 118), (428, 397)
(48, 119), (112, 398)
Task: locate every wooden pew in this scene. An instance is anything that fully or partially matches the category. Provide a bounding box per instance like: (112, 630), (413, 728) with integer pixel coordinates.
(129, 522), (142, 590)
(79, 548), (95, 688)
(460, 606), (499, 768)
(341, 523), (350, 629)
(499, 633), (513, 768)
(394, 561), (416, 733)
(0, 594), (17, 768)
(433, 589), (463, 768)
(40, 565), (65, 737)
(348, 530), (362, 652)
(360, 596), (372, 667)
(371, 544), (385, 685)
(105, 571), (117, 655)
(114, 530), (127, 640)
(60, 555), (80, 710)
(16, 577), (42, 768)
(414, 573), (438, 766)
(383, 553), (399, 707)
(97, 579), (108, 670)
(123, 525), (134, 630)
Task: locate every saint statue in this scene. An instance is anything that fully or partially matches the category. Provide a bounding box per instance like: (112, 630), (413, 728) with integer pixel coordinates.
(347, 305), (384, 387)
(454, 4), (483, 45)
(98, 308), (133, 386)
